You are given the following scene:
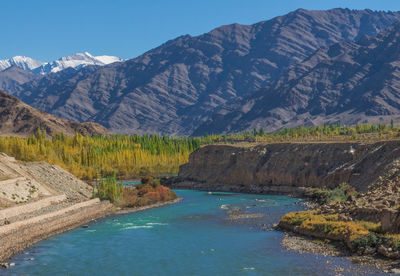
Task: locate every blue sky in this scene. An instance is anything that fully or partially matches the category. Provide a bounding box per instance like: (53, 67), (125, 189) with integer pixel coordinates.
(1, 0), (399, 61)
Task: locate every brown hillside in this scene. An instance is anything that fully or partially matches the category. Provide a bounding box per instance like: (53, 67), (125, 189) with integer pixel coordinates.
(0, 90), (110, 137)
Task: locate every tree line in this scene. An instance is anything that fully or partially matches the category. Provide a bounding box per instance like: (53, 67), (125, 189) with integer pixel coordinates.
(0, 122), (398, 180)
(0, 130), (201, 180)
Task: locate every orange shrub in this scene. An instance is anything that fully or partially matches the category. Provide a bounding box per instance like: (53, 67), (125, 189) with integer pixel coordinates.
(120, 184), (177, 207)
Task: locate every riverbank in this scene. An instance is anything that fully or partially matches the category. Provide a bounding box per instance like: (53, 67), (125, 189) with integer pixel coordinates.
(4, 190), (384, 276)
(0, 199), (114, 264)
(115, 197), (182, 215)
(0, 197), (182, 266)
(282, 232), (400, 273)
(0, 153), (181, 266)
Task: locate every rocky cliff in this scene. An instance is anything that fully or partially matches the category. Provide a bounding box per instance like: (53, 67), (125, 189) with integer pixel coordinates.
(170, 142), (400, 193)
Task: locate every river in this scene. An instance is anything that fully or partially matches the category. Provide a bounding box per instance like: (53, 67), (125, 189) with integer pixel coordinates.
(3, 190), (385, 275)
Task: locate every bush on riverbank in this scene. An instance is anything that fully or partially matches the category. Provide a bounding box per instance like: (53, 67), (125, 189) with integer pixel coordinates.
(118, 176), (177, 208)
(95, 175), (177, 207)
(96, 174), (123, 202)
(304, 183), (357, 204)
(120, 184), (177, 208)
(280, 211), (383, 252)
(381, 234), (400, 251)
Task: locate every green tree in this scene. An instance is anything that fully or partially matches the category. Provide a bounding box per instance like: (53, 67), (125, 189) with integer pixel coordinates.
(96, 173), (123, 202)
(253, 128), (258, 136)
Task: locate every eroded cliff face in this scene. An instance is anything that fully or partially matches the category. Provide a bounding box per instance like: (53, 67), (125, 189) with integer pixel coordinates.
(173, 142), (400, 193)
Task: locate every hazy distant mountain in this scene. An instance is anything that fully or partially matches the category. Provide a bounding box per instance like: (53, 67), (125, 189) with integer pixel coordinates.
(0, 66), (38, 94)
(0, 52), (121, 75)
(10, 8), (400, 135)
(0, 90), (110, 137)
(194, 20), (400, 135)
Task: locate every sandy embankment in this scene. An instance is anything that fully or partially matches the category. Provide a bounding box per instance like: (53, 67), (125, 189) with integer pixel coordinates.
(0, 199), (113, 262)
(0, 197), (181, 263)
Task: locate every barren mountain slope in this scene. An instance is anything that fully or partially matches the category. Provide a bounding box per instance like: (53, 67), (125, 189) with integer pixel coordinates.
(194, 20), (400, 134)
(0, 90), (110, 137)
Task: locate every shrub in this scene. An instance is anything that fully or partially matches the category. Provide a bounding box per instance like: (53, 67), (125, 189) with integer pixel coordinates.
(328, 187), (346, 203)
(96, 174), (123, 202)
(139, 175), (160, 188)
(141, 175), (154, 185)
(120, 184), (177, 208)
(304, 183), (357, 204)
(381, 234), (400, 250)
(328, 182), (357, 203)
(351, 233), (379, 251)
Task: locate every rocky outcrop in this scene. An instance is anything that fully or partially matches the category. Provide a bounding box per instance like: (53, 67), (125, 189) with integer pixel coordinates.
(172, 142), (400, 193)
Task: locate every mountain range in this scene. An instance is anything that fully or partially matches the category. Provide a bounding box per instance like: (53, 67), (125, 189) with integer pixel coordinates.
(0, 52), (121, 75)
(3, 8), (400, 136)
(194, 21), (400, 134)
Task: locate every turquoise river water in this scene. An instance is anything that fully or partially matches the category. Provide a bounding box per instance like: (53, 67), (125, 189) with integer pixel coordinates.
(3, 190), (386, 275)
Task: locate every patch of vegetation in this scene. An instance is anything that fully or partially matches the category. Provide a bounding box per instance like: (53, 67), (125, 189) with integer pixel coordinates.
(280, 211), (386, 253)
(95, 174), (177, 207)
(120, 183), (177, 208)
(304, 183), (357, 204)
(95, 173), (123, 202)
(351, 233), (379, 252)
(358, 221), (382, 233)
(328, 183), (357, 203)
(381, 234), (400, 251)
(280, 210), (317, 226)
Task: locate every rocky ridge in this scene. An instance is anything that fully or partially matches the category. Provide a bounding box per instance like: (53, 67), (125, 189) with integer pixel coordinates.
(0, 90), (110, 137)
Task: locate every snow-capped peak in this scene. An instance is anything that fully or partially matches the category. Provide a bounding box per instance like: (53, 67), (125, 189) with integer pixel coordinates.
(0, 56), (45, 71)
(0, 52), (122, 74)
(95, 55), (121, 64)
